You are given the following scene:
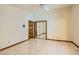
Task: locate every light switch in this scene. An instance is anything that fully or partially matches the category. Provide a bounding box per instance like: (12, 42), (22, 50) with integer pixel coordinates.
(23, 24), (25, 28)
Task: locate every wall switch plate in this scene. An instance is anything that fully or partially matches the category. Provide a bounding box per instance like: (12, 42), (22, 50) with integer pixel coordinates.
(23, 24), (25, 28)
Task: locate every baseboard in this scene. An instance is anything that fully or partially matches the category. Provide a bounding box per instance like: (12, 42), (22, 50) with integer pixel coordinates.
(0, 39), (29, 51)
(47, 38), (79, 48)
(47, 39), (72, 42)
(71, 42), (79, 48)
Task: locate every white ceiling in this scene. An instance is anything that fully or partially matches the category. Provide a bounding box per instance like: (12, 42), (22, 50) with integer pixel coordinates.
(11, 4), (72, 11)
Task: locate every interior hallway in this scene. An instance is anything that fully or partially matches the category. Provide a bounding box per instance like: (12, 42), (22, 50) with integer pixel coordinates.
(0, 38), (79, 55)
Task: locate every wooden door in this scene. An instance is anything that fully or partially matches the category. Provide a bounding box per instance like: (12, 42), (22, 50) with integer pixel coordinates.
(28, 20), (34, 39)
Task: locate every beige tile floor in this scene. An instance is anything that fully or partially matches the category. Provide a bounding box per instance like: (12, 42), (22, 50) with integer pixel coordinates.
(0, 38), (79, 55)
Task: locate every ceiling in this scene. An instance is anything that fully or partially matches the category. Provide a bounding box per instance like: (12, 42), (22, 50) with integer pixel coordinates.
(11, 4), (72, 11)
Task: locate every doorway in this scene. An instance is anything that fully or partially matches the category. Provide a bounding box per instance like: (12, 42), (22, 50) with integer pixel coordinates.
(34, 20), (47, 39)
(28, 20), (47, 39)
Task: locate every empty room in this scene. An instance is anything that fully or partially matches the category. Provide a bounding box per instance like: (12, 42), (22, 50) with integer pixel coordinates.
(0, 4), (79, 55)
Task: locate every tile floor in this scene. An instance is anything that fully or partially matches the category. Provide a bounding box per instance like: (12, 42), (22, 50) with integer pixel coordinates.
(0, 38), (79, 55)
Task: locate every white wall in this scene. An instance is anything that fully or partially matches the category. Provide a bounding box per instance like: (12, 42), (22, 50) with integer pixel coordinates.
(71, 5), (79, 45)
(0, 5), (32, 49)
(49, 8), (71, 41)
(67, 7), (72, 41)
